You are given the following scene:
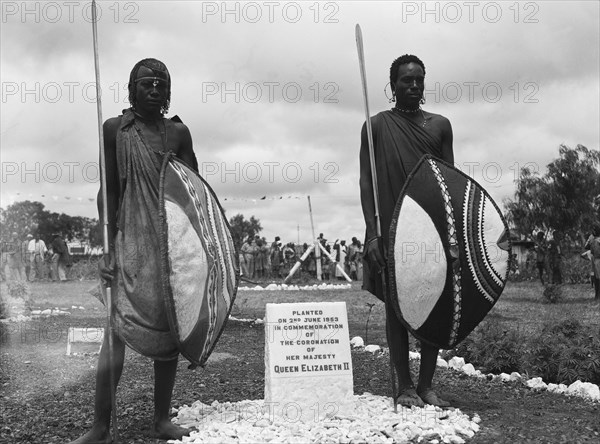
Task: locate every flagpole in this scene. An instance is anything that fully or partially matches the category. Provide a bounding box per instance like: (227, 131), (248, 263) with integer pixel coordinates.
(307, 195), (322, 280)
(355, 24), (398, 411)
(91, 1), (119, 440)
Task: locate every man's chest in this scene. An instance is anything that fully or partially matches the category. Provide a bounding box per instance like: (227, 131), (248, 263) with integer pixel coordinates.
(136, 121), (183, 155)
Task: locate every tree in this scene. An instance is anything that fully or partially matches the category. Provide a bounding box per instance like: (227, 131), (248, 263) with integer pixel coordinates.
(0, 200), (100, 245)
(228, 214), (262, 250)
(505, 144), (600, 243)
(0, 201), (46, 240)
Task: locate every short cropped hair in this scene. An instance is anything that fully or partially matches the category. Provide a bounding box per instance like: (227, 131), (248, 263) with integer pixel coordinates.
(390, 54), (426, 86)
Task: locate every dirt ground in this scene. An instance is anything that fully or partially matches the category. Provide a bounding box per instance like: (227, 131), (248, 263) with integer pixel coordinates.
(1, 281), (598, 443)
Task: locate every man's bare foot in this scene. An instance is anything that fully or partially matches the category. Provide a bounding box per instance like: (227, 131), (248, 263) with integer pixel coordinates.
(417, 388), (450, 407)
(68, 427), (112, 444)
(154, 420), (192, 440)
(396, 387), (425, 408)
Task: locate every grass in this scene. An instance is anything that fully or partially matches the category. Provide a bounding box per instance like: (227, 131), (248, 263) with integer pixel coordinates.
(1, 279), (599, 443)
(485, 281), (599, 336)
(8, 278), (598, 348)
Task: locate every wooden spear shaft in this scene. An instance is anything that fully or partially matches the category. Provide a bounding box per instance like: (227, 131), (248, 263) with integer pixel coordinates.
(355, 24), (398, 411)
(91, 1), (119, 440)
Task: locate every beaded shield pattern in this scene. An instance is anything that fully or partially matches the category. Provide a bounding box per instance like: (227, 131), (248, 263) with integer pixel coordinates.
(389, 155), (510, 349)
(159, 155), (239, 367)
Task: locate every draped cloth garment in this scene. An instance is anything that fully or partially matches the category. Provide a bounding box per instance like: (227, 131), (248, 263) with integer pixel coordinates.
(362, 110), (444, 301)
(109, 109), (178, 360)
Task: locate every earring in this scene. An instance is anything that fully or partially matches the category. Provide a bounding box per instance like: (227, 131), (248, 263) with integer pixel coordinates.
(384, 82), (395, 103)
(420, 96), (426, 105)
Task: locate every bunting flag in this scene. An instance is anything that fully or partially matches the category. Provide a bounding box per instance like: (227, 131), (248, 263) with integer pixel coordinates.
(1, 192), (357, 206)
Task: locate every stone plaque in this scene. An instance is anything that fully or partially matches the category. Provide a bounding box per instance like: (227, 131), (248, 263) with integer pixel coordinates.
(264, 302), (354, 423)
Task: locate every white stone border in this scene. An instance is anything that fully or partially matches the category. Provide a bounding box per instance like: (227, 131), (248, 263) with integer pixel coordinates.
(350, 336), (600, 402)
(170, 395), (481, 444)
(238, 283), (352, 291)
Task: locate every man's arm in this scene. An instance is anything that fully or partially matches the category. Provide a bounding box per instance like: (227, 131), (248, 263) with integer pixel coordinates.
(439, 117), (454, 165)
(359, 117), (387, 271)
(97, 117), (121, 249)
(359, 121), (378, 241)
(174, 123), (198, 172)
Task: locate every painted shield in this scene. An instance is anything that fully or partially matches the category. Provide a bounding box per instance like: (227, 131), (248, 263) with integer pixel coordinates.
(159, 155), (239, 367)
(388, 155), (510, 349)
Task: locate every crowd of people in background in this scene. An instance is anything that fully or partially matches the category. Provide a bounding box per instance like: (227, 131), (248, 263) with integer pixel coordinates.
(0, 232), (72, 283)
(528, 226), (600, 300)
(238, 233), (364, 281)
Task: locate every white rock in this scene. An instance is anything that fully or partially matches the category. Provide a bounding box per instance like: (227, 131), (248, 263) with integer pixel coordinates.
(409, 351), (421, 360)
(350, 337), (364, 348)
(461, 363), (476, 376)
(265, 284), (279, 290)
(525, 377), (547, 391)
(567, 381), (600, 400)
(364, 345), (381, 353)
(447, 357), (465, 370)
(436, 357), (449, 368)
(499, 373), (511, 382)
(509, 372), (521, 381)
(168, 395), (481, 443)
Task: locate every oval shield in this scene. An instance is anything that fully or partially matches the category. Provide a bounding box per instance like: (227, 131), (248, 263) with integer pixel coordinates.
(388, 155), (510, 349)
(159, 155), (239, 367)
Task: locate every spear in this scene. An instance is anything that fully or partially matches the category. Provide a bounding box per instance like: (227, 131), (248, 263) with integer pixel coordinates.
(355, 24), (399, 411)
(91, 0), (119, 440)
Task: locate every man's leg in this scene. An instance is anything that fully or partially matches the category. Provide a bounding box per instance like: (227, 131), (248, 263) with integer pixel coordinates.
(28, 259), (36, 281)
(537, 263), (544, 285)
(58, 262), (67, 281)
(417, 343), (450, 407)
(386, 304), (424, 407)
(70, 329), (125, 443)
(153, 358), (191, 440)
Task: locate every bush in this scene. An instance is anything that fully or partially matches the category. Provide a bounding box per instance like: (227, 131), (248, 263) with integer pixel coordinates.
(0, 292), (7, 319)
(450, 317), (600, 385)
(452, 319), (524, 374)
(1, 281), (32, 320)
(508, 254), (593, 284)
(524, 319), (600, 385)
(543, 284), (563, 303)
(6, 280), (31, 300)
(563, 255), (594, 284)
(68, 256), (102, 281)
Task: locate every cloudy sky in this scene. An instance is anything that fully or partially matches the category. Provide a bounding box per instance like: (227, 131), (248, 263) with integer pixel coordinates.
(1, 1), (599, 244)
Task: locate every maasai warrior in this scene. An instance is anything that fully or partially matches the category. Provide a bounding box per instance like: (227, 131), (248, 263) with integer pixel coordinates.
(585, 224), (600, 300)
(71, 58), (198, 443)
(360, 54), (454, 408)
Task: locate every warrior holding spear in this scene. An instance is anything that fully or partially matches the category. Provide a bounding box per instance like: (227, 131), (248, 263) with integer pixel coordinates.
(357, 27), (454, 407)
(71, 4), (198, 442)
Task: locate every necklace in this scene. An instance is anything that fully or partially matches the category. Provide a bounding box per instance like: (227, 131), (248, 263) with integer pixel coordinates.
(394, 106), (420, 113)
(392, 106), (428, 128)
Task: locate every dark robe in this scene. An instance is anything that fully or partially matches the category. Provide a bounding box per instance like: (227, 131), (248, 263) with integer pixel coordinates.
(361, 110), (445, 301)
(109, 109), (180, 360)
